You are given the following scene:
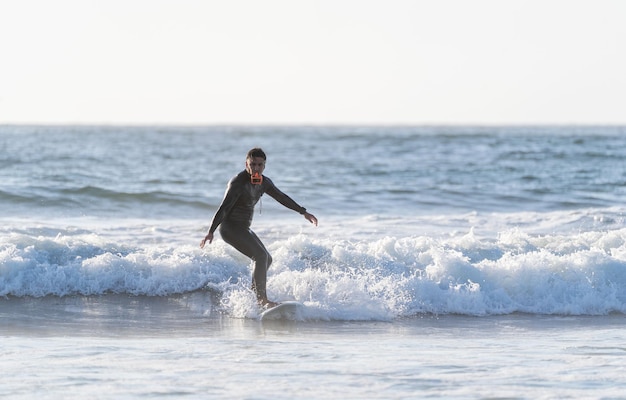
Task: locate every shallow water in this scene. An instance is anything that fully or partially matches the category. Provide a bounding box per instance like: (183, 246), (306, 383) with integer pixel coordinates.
(2, 295), (626, 399)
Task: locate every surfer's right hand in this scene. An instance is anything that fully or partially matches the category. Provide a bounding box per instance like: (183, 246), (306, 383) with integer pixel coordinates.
(200, 232), (213, 248)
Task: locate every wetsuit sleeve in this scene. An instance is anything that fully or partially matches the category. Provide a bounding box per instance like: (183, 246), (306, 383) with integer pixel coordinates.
(264, 177), (307, 215)
(208, 179), (241, 234)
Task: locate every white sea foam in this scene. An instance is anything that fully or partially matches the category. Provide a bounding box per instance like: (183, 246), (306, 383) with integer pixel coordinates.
(2, 212), (625, 320)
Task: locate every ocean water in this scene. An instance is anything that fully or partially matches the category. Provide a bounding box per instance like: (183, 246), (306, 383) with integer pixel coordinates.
(1, 125), (626, 398)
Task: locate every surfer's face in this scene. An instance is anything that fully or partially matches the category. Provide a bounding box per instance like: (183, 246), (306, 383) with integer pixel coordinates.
(246, 156), (266, 176)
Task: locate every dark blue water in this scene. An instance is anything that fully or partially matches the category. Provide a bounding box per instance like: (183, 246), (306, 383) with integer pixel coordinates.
(1, 125), (625, 219)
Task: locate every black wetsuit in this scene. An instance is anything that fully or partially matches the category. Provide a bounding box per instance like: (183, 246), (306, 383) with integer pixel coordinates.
(208, 170), (307, 301)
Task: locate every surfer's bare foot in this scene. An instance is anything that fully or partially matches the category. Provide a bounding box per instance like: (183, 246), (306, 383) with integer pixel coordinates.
(259, 298), (279, 308)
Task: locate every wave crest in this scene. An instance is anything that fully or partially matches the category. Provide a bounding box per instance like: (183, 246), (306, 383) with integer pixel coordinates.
(3, 224), (626, 320)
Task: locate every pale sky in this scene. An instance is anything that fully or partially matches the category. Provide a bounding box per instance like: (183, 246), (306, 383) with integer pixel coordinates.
(1, 0), (625, 125)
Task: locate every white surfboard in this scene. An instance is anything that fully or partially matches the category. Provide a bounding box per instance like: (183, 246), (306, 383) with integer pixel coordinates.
(259, 301), (303, 321)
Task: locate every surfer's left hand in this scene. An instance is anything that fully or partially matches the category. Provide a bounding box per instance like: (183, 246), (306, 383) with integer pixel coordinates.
(304, 212), (318, 226)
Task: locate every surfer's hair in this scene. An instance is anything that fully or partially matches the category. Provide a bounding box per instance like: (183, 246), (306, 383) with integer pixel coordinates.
(247, 148), (267, 160)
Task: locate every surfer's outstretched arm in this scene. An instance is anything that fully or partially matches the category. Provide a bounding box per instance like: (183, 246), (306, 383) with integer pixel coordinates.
(264, 178), (318, 227)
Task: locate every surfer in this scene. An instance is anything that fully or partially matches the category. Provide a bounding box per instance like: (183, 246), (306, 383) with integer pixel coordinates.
(200, 148), (318, 308)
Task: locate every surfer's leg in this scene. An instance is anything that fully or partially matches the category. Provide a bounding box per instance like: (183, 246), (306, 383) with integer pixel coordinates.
(244, 230), (273, 301)
(219, 224), (273, 304)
